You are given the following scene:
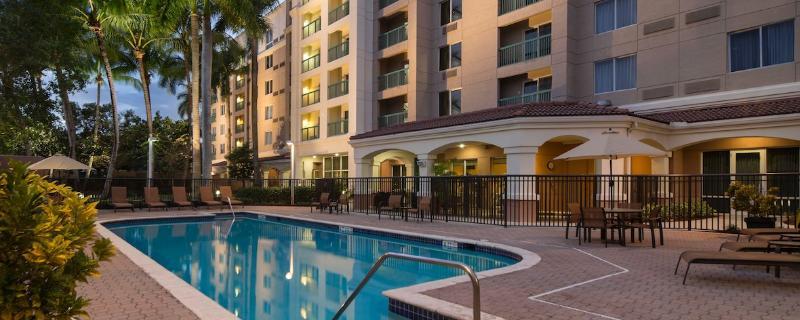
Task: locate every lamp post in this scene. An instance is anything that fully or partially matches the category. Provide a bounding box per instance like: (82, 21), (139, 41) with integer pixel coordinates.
(146, 136), (158, 187)
(286, 141), (295, 205)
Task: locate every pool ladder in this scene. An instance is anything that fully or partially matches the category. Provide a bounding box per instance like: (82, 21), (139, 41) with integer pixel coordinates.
(331, 252), (482, 320)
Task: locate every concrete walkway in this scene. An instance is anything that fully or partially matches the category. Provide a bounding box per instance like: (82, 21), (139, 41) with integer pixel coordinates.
(80, 207), (799, 320)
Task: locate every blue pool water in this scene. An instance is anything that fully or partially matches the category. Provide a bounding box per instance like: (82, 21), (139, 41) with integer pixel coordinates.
(107, 215), (516, 320)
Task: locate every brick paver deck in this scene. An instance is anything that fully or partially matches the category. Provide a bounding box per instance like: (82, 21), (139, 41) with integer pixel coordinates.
(82, 207), (799, 320)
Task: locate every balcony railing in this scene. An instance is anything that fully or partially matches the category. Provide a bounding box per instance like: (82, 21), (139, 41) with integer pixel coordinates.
(327, 119), (349, 136)
(378, 111), (407, 128)
(379, 0), (399, 9)
(235, 123), (245, 133)
(498, 34), (551, 67)
(329, 2), (349, 24)
(301, 0), (311, 5)
(235, 102), (244, 111)
(302, 17), (321, 39)
(497, 89), (551, 107)
(378, 67), (408, 91)
(378, 23), (408, 49)
(301, 125), (320, 141)
(328, 79), (349, 99)
(302, 88), (321, 107)
(498, 0), (542, 15)
(301, 54), (320, 73)
(328, 40), (349, 62)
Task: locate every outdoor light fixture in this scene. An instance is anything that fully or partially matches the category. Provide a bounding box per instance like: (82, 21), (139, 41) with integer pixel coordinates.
(458, 143), (465, 149)
(215, 190), (221, 198)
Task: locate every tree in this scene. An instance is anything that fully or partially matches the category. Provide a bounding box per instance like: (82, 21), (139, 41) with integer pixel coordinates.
(226, 146), (254, 179)
(0, 162), (115, 318)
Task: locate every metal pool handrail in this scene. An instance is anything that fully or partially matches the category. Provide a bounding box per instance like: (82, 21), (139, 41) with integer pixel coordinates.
(332, 252), (481, 320)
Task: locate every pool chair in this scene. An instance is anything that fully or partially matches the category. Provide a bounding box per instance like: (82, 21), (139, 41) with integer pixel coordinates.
(199, 186), (223, 209)
(170, 187), (194, 209)
(110, 187), (135, 212)
(311, 193), (330, 212)
(674, 250), (800, 284)
(219, 186), (243, 208)
(143, 187), (167, 211)
(737, 228), (799, 241)
(407, 196), (432, 221)
(378, 194), (404, 220)
(580, 207), (620, 247)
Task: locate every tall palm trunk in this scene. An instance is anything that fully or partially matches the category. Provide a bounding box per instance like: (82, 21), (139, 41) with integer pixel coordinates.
(54, 63), (79, 186)
(91, 23), (121, 198)
(190, 9), (201, 181)
(249, 37), (261, 185)
(183, 47), (193, 180)
(135, 49), (155, 186)
(200, 7), (213, 180)
(86, 72), (102, 178)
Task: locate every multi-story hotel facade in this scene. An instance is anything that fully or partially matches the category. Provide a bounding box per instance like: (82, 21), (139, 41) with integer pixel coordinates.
(213, 0), (800, 181)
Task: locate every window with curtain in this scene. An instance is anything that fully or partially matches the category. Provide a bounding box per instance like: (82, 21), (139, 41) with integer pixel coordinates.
(264, 105), (273, 120)
(594, 55), (636, 93)
(439, 43), (461, 70)
(730, 20), (794, 72)
(595, 0), (636, 34)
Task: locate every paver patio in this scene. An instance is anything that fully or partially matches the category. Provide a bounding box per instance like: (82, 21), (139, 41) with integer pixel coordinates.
(80, 207), (800, 320)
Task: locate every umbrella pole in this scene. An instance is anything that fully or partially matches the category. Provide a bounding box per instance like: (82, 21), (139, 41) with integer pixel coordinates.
(609, 157), (614, 209)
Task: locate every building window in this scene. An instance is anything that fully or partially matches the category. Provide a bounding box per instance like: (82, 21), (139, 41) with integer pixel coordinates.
(595, 0), (636, 34)
(264, 55), (273, 69)
(235, 95), (245, 111)
(323, 155), (348, 178)
(594, 55), (636, 94)
(220, 144), (225, 154)
(264, 131), (273, 145)
(264, 105), (273, 120)
(438, 42), (462, 71)
(220, 105), (226, 115)
(264, 80), (273, 95)
(438, 89), (462, 116)
(730, 20), (795, 72)
(440, 0), (462, 25)
(235, 138), (244, 148)
(235, 74), (244, 88)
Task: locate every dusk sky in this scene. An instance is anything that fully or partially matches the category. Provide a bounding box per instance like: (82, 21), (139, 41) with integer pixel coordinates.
(69, 75), (183, 119)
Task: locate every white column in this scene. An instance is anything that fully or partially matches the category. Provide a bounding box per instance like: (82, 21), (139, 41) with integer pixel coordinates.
(503, 146), (539, 224)
(415, 154), (437, 197)
(504, 146), (538, 175)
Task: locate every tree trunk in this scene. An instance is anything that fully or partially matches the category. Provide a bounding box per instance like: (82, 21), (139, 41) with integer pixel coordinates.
(87, 73), (102, 179)
(54, 63), (79, 186)
(190, 9), (202, 182)
(200, 8), (213, 180)
(249, 37), (261, 185)
(93, 24), (120, 198)
(135, 50), (154, 136)
(183, 47), (193, 180)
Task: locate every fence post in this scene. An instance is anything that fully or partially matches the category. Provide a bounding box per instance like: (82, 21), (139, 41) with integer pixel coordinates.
(503, 176), (508, 228)
(290, 179), (296, 206)
(687, 176), (693, 231)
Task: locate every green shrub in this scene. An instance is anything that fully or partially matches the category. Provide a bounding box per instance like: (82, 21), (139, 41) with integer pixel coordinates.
(644, 200), (718, 220)
(0, 162), (115, 318)
(234, 186), (315, 205)
(727, 183), (780, 217)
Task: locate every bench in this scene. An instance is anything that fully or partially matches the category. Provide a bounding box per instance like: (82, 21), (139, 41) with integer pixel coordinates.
(674, 250), (800, 284)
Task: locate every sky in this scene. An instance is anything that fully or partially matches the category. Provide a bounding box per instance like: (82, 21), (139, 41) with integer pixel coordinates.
(69, 75), (183, 119)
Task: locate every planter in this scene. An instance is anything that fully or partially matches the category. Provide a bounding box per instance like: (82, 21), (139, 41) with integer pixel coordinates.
(744, 216), (776, 229)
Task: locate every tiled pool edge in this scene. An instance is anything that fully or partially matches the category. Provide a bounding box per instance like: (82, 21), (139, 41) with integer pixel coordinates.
(99, 211), (541, 320)
(95, 214), (239, 320)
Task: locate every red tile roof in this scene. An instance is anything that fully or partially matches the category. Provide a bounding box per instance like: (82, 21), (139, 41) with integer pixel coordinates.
(351, 101), (629, 139)
(638, 96), (800, 123)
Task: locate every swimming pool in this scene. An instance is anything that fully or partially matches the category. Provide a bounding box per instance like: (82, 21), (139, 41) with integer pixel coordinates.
(105, 214), (518, 320)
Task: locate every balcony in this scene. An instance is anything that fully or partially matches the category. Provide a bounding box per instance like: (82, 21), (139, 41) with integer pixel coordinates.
(302, 88), (320, 107)
(302, 17), (321, 39)
(328, 40), (349, 62)
(328, 79), (348, 99)
(379, 0), (399, 9)
(235, 101), (244, 111)
(498, 34), (551, 67)
(378, 111), (407, 128)
(378, 67), (408, 91)
(301, 0), (311, 5)
(235, 123), (245, 133)
(327, 119), (349, 136)
(301, 125), (320, 141)
(329, 2), (349, 24)
(301, 54), (320, 73)
(498, 90), (551, 107)
(498, 0), (541, 15)
(378, 23), (407, 49)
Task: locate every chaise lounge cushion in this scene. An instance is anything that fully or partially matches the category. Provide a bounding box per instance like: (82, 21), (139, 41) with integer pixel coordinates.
(680, 251), (800, 265)
(719, 241), (769, 252)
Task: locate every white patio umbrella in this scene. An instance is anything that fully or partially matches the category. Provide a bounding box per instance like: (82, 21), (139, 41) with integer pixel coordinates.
(554, 130), (668, 207)
(29, 155), (90, 174)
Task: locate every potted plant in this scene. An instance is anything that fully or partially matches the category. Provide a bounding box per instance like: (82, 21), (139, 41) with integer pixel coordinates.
(727, 182), (780, 229)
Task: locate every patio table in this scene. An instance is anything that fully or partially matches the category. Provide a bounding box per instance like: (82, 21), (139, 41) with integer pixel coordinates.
(604, 208), (645, 247)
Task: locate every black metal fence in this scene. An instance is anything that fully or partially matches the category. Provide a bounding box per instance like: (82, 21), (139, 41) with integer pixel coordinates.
(71, 173), (799, 231)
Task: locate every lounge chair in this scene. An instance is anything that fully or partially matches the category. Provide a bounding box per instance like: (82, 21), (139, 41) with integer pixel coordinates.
(379, 194), (404, 220)
(407, 196), (432, 221)
(565, 203), (582, 240)
(674, 250), (800, 284)
(143, 187), (167, 211)
(199, 186), (223, 209)
(719, 241), (770, 252)
(110, 187), (135, 212)
(170, 186), (194, 209)
(311, 193), (330, 212)
(737, 228), (799, 241)
(219, 186), (243, 208)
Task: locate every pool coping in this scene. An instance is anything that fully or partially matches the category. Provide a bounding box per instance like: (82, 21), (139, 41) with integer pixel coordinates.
(97, 211), (541, 320)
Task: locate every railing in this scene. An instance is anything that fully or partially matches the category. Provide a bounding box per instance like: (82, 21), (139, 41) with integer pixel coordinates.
(498, 34), (551, 67)
(378, 23), (408, 49)
(328, 40), (349, 62)
(498, 0), (542, 15)
(378, 110), (407, 128)
(328, 79), (349, 99)
(378, 67), (408, 91)
(301, 88), (320, 107)
(235, 101), (244, 111)
(497, 90), (551, 106)
(301, 125), (320, 141)
(234, 123), (244, 133)
(329, 1), (349, 24)
(378, 0), (399, 9)
(302, 17), (321, 39)
(327, 119), (349, 136)
(210, 114), (216, 123)
(78, 173), (800, 231)
(301, 54), (320, 73)
(301, 0), (311, 5)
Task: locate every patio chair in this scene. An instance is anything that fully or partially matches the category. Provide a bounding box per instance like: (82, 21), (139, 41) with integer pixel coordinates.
(311, 193), (330, 212)
(580, 207), (619, 247)
(110, 187), (135, 212)
(737, 228), (800, 241)
(674, 250), (800, 284)
(379, 194), (404, 220)
(219, 186), (243, 208)
(170, 187), (194, 209)
(143, 187), (167, 211)
(621, 203), (664, 248)
(199, 186), (223, 209)
(371, 192), (389, 215)
(407, 196), (432, 221)
(566, 203), (582, 241)
(719, 241), (770, 252)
